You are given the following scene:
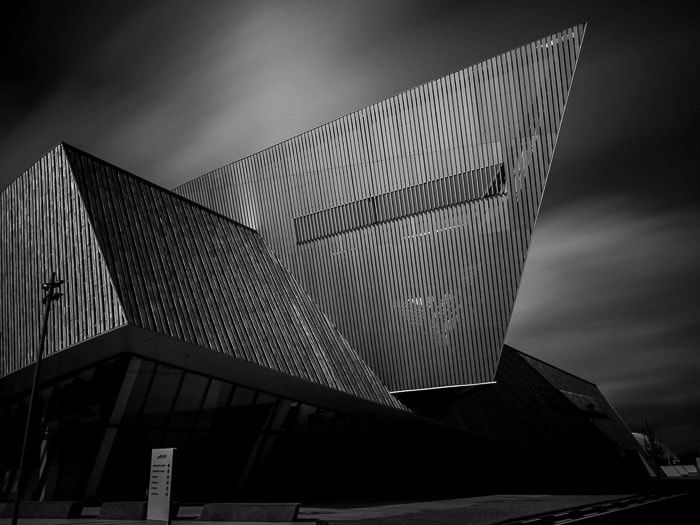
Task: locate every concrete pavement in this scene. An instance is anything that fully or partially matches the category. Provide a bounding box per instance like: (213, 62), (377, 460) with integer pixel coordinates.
(0, 494), (664, 525)
(300, 494), (633, 524)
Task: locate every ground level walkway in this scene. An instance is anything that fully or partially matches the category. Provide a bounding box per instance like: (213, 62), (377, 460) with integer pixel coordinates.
(0, 493), (689, 525)
(301, 493), (636, 523)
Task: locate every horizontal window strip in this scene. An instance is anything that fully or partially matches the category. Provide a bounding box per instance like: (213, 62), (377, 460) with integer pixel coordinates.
(294, 163), (506, 244)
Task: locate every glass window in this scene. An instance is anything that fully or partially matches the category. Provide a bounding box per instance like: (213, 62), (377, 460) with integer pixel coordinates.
(141, 364), (183, 428)
(162, 429), (191, 450)
(308, 408), (335, 432)
(197, 380), (233, 430)
(281, 401), (301, 430)
(122, 359), (156, 424)
(202, 380), (232, 410)
(292, 404), (317, 432)
(169, 373), (209, 429)
(268, 399), (292, 431)
(253, 392), (277, 429)
(255, 392), (276, 406)
(0, 358), (131, 502)
(173, 373), (208, 411)
(230, 386), (256, 406)
(332, 414), (353, 433)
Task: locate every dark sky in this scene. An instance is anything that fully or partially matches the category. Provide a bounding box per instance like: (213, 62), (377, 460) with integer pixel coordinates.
(2, 1), (699, 451)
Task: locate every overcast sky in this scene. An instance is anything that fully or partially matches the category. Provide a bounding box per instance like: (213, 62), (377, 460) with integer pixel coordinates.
(2, 1), (698, 451)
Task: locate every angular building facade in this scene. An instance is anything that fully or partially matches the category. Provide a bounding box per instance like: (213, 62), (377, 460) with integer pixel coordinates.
(1, 24), (652, 504)
(176, 24), (587, 392)
(0, 144), (440, 502)
(397, 346), (656, 483)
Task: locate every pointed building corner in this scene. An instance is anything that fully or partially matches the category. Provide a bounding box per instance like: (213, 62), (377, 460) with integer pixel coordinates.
(0, 145), (128, 377)
(175, 24), (588, 392)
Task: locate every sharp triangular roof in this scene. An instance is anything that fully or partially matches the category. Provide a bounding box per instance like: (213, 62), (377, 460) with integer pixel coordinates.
(175, 24), (588, 391)
(1, 144), (403, 409)
(62, 144), (403, 409)
(512, 346), (641, 450)
(0, 144), (127, 376)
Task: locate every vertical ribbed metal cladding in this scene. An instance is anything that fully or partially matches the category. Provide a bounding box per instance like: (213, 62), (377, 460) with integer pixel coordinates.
(63, 146), (403, 410)
(514, 348), (642, 451)
(397, 346), (628, 459)
(175, 25), (586, 392)
(0, 144), (127, 378)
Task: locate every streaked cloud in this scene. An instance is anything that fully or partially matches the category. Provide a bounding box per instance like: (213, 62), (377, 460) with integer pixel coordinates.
(2, 0), (698, 452)
(508, 197), (700, 450)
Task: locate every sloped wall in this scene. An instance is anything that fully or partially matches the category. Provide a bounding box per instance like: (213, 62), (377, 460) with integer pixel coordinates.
(0, 145), (126, 377)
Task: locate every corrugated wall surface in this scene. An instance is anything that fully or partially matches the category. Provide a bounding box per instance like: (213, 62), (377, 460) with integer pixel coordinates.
(0, 145), (127, 377)
(65, 146), (403, 409)
(398, 347), (623, 458)
(517, 350), (641, 451)
(176, 25), (586, 391)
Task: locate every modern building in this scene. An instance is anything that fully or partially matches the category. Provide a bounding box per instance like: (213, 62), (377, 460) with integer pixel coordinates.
(176, 23), (587, 393)
(398, 346), (657, 482)
(1, 24), (651, 503)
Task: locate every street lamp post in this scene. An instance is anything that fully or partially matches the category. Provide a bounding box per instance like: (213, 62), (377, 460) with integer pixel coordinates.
(10, 272), (63, 525)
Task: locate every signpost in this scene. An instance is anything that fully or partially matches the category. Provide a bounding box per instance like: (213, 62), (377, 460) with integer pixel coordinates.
(147, 448), (175, 523)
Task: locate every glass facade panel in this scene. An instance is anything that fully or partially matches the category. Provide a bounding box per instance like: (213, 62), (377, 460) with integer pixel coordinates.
(141, 364), (183, 428)
(0, 356), (129, 502)
(1, 353), (417, 502)
(169, 373), (208, 429)
(309, 408), (335, 432)
(201, 379), (231, 409)
(122, 359), (155, 424)
(294, 404), (317, 431)
(230, 386), (255, 406)
(80, 356), (368, 501)
(197, 379), (232, 430)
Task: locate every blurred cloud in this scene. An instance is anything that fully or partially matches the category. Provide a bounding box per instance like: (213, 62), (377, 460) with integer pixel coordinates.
(2, 0), (479, 188)
(507, 197), (700, 450)
(2, 0), (699, 451)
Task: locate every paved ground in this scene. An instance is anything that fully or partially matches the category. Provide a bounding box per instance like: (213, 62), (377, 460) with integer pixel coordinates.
(299, 494), (633, 524)
(502, 493), (689, 525)
(0, 493), (693, 524)
(571, 493), (695, 524)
